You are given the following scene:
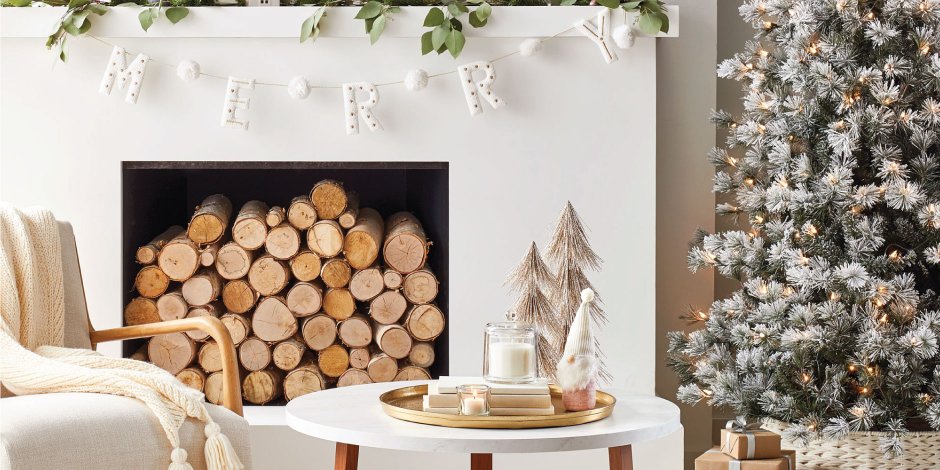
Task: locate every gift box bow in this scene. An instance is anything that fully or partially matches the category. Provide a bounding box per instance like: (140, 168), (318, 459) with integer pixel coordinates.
(722, 418), (766, 459)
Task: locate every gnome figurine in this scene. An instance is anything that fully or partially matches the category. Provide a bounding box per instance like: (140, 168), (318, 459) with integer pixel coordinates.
(556, 288), (598, 411)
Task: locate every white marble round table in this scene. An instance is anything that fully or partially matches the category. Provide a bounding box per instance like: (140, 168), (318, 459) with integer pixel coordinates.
(285, 381), (680, 470)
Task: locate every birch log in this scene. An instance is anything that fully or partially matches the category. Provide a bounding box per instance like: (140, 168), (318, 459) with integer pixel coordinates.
(320, 258), (351, 289)
(383, 212), (428, 274)
(382, 269), (403, 290)
(289, 251), (321, 282)
(301, 314), (337, 351)
(286, 281), (323, 317)
(310, 180), (348, 220)
(243, 369), (283, 405)
(221, 279), (257, 315)
(337, 368), (372, 387)
(239, 336), (273, 372)
(343, 207), (384, 270)
(156, 290), (188, 321)
(232, 200), (269, 250)
(284, 362), (325, 400)
(317, 343), (350, 378)
(408, 342), (436, 368)
(266, 206), (286, 227)
(402, 268), (439, 305)
(125, 297), (160, 326)
(367, 353), (398, 383)
(136, 225), (184, 265)
(181, 269), (223, 306)
(252, 296), (297, 342)
(337, 314), (372, 348)
(404, 304), (446, 341)
(307, 220), (344, 258)
(220, 313), (251, 346)
(135, 265), (170, 298)
(323, 288), (356, 321)
(205, 372), (224, 405)
(215, 242), (253, 280)
(369, 290), (408, 325)
(337, 191), (360, 229)
(272, 338), (307, 371)
(199, 341), (224, 373)
(176, 367), (206, 392)
(394, 366), (431, 381)
(148, 333), (196, 376)
(187, 194), (232, 245)
(248, 255), (290, 296)
(199, 240), (224, 267)
(287, 196), (317, 230)
(349, 267), (384, 302)
(158, 232), (200, 281)
(374, 324), (413, 359)
(265, 224), (301, 260)
(348, 347), (371, 369)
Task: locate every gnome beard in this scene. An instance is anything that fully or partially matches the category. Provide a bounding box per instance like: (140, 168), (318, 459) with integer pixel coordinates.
(556, 288), (599, 411)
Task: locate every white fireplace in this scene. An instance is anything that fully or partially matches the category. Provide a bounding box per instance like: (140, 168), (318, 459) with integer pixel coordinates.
(1, 6), (681, 468)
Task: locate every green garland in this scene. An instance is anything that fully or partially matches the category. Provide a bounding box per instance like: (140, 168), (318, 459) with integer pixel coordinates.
(6, 0), (668, 60)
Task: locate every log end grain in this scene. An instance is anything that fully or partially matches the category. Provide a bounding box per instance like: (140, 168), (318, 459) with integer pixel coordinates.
(148, 333), (196, 376)
(252, 297), (298, 342)
(317, 344), (350, 378)
(302, 314), (338, 351)
(323, 288), (356, 321)
(310, 180), (348, 220)
(337, 368), (373, 387)
(290, 251), (322, 282)
(125, 297), (160, 326)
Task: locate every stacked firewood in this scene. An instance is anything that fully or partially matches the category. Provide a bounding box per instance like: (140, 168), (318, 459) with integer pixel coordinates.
(125, 180), (444, 405)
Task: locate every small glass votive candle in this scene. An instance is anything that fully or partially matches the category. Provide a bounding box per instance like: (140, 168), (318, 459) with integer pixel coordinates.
(457, 384), (490, 416)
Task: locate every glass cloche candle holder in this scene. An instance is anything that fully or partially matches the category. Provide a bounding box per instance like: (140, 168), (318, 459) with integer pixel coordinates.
(457, 384), (491, 416)
(483, 321), (538, 384)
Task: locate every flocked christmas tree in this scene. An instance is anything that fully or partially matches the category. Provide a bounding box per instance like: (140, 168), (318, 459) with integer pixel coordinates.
(506, 242), (563, 378)
(667, 0), (940, 455)
(546, 202), (610, 382)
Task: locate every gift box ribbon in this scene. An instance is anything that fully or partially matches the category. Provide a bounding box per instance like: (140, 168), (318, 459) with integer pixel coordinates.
(723, 419), (764, 459)
(705, 450), (793, 470)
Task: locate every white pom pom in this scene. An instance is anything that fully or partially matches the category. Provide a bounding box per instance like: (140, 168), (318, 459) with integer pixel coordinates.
(519, 38), (542, 57)
(404, 69), (428, 92)
(176, 60), (200, 82)
(613, 25), (635, 49)
(580, 288), (595, 303)
(288, 76), (310, 100)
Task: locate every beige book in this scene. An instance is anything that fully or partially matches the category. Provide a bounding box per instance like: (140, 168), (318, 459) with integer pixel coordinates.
(422, 396), (555, 416)
(435, 376), (550, 395)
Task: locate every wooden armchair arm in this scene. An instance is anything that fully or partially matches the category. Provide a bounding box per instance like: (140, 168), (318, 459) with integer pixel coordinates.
(90, 316), (243, 416)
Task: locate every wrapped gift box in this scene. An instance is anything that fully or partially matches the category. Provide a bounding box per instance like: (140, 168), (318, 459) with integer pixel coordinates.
(695, 447), (796, 470)
(720, 427), (782, 460)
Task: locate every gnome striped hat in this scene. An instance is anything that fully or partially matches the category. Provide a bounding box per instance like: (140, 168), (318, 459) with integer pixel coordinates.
(562, 288), (596, 359)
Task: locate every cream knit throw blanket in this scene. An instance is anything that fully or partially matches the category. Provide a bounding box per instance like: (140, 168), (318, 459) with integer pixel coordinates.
(0, 205), (243, 470)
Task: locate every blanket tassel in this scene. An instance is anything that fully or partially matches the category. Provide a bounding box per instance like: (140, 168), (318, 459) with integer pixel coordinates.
(204, 421), (244, 470)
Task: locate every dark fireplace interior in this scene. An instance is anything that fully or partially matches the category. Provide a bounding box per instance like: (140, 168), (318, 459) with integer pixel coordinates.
(122, 161), (450, 397)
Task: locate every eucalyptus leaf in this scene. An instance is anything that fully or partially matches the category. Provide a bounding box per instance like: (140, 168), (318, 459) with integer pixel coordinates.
(431, 24), (449, 49)
(88, 3), (108, 15)
(621, 0), (642, 8)
(655, 10), (669, 33)
(300, 11), (319, 42)
(78, 18), (92, 33)
(165, 6), (188, 24)
(446, 28), (465, 57)
(423, 7), (444, 27)
(447, 3), (462, 17)
(559, 0), (576, 5)
(138, 8), (155, 32)
(71, 10), (90, 27)
(637, 11), (662, 36)
(449, 17), (462, 30)
(4, 0), (32, 7)
(355, 1), (382, 19)
(421, 30), (434, 55)
(596, 0), (619, 9)
(66, 0), (88, 9)
(468, 10), (486, 28)
(369, 14), (386, 44)
(455, 2), (469, 13)
(63, 19), (81, 36)
(475, 2), (491, 20)
(388, 6), (400, 13)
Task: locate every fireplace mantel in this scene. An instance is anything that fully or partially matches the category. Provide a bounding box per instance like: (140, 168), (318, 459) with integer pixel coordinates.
(2, 5), (678, 39)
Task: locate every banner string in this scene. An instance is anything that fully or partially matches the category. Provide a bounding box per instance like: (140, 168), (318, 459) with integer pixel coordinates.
(85, 22), (577, 90)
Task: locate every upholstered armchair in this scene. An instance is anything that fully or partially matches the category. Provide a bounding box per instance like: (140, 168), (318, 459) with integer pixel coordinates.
(0, 221), (252, 469)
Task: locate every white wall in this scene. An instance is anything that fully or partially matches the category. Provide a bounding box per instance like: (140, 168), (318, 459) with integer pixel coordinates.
(0, 13), (680, 469)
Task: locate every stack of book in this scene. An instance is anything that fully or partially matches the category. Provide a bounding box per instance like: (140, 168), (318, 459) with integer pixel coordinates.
(422, 376), (555, 416)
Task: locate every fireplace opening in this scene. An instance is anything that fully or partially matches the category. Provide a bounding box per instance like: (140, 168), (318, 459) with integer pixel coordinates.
(122, 161), (449, 403)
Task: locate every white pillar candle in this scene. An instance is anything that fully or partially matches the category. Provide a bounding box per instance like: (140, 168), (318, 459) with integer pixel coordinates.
(488, 342), (536, 380)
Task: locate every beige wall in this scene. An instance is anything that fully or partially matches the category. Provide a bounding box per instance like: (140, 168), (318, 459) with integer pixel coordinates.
(655, 1), (717, 467)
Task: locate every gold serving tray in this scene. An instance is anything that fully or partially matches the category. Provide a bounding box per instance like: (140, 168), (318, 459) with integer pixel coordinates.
(379, 384), (616, 429)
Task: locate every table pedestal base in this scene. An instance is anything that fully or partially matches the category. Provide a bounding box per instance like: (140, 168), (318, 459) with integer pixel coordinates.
(332, 443), (633, 470)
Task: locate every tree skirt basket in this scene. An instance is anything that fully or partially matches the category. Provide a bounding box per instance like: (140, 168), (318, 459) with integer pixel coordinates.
(762, 419), (940, 470)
